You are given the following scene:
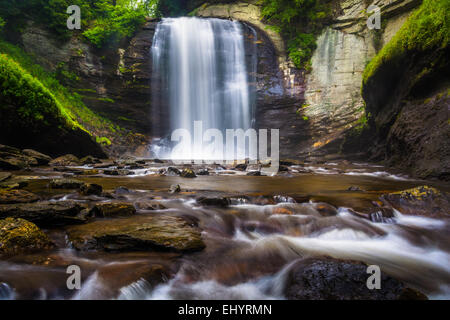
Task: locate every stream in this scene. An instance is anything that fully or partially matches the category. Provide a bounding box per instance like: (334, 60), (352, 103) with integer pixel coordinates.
(1, 160), (449, 300)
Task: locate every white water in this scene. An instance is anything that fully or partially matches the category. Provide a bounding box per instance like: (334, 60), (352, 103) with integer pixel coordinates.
(151, 17), (256, 159)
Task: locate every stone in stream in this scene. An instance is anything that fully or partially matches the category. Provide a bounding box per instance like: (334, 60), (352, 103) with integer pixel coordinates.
(79, 155), (101, 165)
(90, 202), (136, 217)
(66, 215), (205, 252)
(0, 201), (87, 227)
(49, 178), (86, 189)
(167, 167), (181, 176)
(135, 200), (167, 210)
(0, 176), (29, 190)
(380, 185), (450, 218)
(197, 197), (230, 207)
(94, 262), (169, 299)
(284, 257), (428, 300)
(196, 168), (209, 176)
(0, 189), (40, 204)
(49, 154), (80, 166)
(0, 218), (53, 254)
(180, 168), (196, 178)
(80, 183), (103, 196)
(234, 163), (247, 171)
(103, 169), (134, 176)
(246, 171), (261, 176)
(169, 184), (181, 193)
(21, 149), (52, 165)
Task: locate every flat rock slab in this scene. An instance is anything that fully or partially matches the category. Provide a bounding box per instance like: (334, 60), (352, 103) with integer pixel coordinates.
(0, 172), (12, 182)
(0, 189), (40, 204)
(0, 201), (86, 227)
(67, 215), (205, 252)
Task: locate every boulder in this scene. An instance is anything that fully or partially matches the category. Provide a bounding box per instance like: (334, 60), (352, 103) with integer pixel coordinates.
(135, 200), (167, 210)
(80, 183), (103, 196)
(49, 178), (86, 189)
(247, 171), (261, 176)
(167, 167), (181, 176)
(0, 218), (53, 254)
(90, 202), (136, 218)
(49, 154), (80, 166)
(22, 149), (52, 165)
(79, 155), (101, 165)
(0, 201), (86, 227)
(180, 168), (196, 178)
(284, 257), (427, 300)
(67, 215), (205, 252)
(197, 197), (230, 207)
(0, 189), (40, 204)
(169, 184), (181, 193)
(196, 168), (209, 176)
(380, 186), (450, 218)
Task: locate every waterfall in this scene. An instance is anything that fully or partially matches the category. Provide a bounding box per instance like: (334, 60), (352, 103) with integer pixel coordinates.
(151, 17), (256, 160)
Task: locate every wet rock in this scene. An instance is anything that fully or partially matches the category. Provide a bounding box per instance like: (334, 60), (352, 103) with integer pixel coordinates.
(347, 186), (363, 191)
(80, 183), (103, 196)
(93, 162), (115, 169)
(284, 257), (428, 300)
(96, 262), (169, 299)
(67, 215), (205, 252)
(169, 184), (181, 193)
(0, 145), (39, 170)
(90, 202), (136, 218)
(0, 177), (29, 190)
(49, 154), (80, 166)
(279, 165), (289, 172)
(368, 207), (395, 223)
(115, 186), (131, 195)
(79, 169), (100, 176)
(0, 201), (86, 227)
(22, 149), (52, 165)
(103, 169), (134, 176)
(0, 189), (40, 204)
(197, 197), (230, 207)
(246, 171), (261, 176)
(0, 218), (53, 254)
(167, 167), (181, 176)
(49, 178), (86, 190)
(180, 168), (196, 178)
(273, 195), (296, 203)
(196, 168), (209, 175)
(135, 200), (166, 210)
(79, 155), (101, 165)
(0, 172), (12, 182)
(234, 164), (247, 171)
(312, 203), (338, 217)
(380, 186), (450, 218)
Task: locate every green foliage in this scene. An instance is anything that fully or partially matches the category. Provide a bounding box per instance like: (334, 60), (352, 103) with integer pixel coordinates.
(0, 0), (158, 46)
(82, 1), (147, 48)
(259, 0), (331, 69)
(0, 53), (75, 130)
(363, 0), (449, 84)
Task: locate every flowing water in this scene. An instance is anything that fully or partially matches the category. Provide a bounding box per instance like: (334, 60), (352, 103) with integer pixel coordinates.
(1, 162), (450, 300)
(151, 17), (256, 160)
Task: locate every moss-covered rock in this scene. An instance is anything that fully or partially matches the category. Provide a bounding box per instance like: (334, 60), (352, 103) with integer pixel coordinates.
(0, 189), (39, 204)
(0, 217), (53, 254)
(90, 202), (136, 218)
(67, 215), (205, 252)
(49, 178), (86, 190)
(380, 186), (450, 218)
(0, 201), (87, 227)
(49, 154), (80, 167)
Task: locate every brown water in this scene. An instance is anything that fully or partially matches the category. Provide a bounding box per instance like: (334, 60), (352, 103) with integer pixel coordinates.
(1, 162), (449, 300)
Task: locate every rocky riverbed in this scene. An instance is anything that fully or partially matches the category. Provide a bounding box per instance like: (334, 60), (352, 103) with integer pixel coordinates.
(0, 145), (449, 300)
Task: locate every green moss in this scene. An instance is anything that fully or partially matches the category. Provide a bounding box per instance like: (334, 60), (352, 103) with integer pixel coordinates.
(96, 136), (112, 146)
(259, 0), (332, 69)
(363, 0), (449, 84)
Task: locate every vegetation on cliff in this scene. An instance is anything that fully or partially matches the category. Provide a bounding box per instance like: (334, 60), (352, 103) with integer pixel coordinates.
(0, 0), (158, 47)
(258, 0), (332, 69)
(363, 0), (449, 84)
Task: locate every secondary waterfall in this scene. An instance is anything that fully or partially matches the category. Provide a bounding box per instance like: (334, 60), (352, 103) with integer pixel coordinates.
(151, 17), (256, 160)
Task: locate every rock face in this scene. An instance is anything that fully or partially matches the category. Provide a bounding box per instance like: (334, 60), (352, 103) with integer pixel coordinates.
(67, 215), (205, 252)
(284, 257), (427, 300)
(380, 186), (450, 218)
(0, 218), (53, 254)
(0, 201), (86, 227)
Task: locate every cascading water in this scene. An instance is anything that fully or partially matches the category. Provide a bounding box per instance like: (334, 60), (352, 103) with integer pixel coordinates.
(151, 17), (256, 160)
